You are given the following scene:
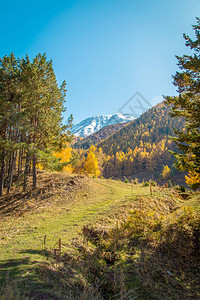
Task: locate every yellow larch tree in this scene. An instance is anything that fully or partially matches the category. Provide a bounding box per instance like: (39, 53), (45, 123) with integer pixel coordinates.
(53, 147), (74, 173)
(185, 171), (200, 190)
(162, 165), (171, 180)
(84, 146), (100, 177)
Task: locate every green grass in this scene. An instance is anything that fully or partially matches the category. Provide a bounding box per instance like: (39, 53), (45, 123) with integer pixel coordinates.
(182, 192), (200, 212)
(0, 177), (149, 290)
(0, 174), (199, 299)
(74, 187), (200, 300)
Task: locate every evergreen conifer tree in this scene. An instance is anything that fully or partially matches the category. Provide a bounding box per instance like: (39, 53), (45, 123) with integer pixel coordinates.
(0, 53), (72, 195)
(165, 18), (200, 189)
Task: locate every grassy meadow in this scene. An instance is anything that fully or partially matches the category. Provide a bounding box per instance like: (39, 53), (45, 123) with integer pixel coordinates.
(0, 172), (199, 299)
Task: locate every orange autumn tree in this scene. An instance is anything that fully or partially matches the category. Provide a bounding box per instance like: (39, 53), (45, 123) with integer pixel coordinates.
(185, 171), (200, 191)
(53, 147), (74, 173)
(84, 146), (100, 177)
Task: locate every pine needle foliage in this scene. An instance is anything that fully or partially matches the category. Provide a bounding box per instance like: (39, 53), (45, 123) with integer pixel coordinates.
(165, 18), (200, 189)
(0, 53), (72, 194)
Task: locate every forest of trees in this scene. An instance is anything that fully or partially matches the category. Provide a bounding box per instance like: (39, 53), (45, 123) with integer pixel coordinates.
(0, 53), (72, 195)
(1, 19), (199, 192)
(52, 103), (184, 181)
(97, 103), (184, 156)
(94, 103), (184, 179)
(44, 102), (185, 181)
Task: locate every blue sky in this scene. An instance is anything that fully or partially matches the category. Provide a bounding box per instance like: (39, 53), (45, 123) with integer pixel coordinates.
(0, 0), (199, 124)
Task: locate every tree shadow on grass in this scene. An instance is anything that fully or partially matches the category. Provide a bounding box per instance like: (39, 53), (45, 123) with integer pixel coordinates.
(0, 249), (46, 280)
(0, 249), (59, 299)
(0, 255), (38, 287)
(0, 256), (36, 298)
(0, 188), (54, 217)
(19, 249), (45, 256)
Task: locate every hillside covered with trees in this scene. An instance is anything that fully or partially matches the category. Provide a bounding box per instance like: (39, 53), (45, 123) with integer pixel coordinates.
(53, 102), (186, 182)
(96, 102), (185, 179)
(73, 122), (128, 150)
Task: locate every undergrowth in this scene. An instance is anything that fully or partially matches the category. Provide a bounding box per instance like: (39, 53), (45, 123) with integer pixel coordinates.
(44, 191), (199, 299)
(1, 187), (199, 299)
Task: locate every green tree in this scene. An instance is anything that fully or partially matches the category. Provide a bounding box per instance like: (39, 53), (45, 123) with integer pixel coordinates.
(20, 54), (72, 189)
(165, 18), (200, 188)
(0, 53), (20, 195)
(0, 53), (72, 195)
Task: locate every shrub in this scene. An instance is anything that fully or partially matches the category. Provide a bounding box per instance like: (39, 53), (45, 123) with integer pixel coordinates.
(180, 185), (186, 192)
(143, 181), (149, 186)
(151, 180), (157, 187)
(167, 180), (173, 188)
(160, 207), (200, 259)
(124, 179), (129, 183)
(123, 209), (161, 237)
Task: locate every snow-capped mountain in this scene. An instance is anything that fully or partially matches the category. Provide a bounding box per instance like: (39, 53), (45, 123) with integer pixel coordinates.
(71, 113), (135, 137)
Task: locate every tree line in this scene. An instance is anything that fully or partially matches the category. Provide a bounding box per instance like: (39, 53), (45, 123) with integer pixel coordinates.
(0, 53), (72, 195)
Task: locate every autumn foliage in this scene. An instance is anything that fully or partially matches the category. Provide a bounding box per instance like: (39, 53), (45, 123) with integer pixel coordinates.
(185, 171), (200, 191)
(84, 146), (100, 177)
(162, 165), (171, 180)
(53, 148), (74, 173)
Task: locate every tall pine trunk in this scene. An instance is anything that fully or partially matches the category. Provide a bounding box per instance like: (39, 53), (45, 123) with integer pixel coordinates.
(23, 151), (30, 191)
(0, 150), (5, 196)
(32, 153), (37, 189)
(7, 152), (15, 194)
(6, 153), (12, 188)
(17, 149), (21, 177)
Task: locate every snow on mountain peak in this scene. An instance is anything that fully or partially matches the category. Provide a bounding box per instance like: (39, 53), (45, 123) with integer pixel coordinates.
(71, 113), (135, 137)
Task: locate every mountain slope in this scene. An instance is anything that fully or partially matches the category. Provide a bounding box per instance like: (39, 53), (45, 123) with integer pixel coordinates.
(97, 102), (185, 180)
(98, 102), (184, 155)
(71, 113), (135, 137)
(73, 122), (130, 149)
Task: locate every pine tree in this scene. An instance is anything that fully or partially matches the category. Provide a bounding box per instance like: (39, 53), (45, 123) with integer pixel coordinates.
(19, 54), (72, 189)
(0, 53), (20, 195)
(165, 18), (200, 188)
(0, 53), (72, 195)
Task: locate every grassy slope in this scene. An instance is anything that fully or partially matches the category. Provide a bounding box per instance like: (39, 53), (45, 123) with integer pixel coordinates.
(0, 174), (149, 289)
(184, 192), (200, 213)
(0, 173), (199, 299)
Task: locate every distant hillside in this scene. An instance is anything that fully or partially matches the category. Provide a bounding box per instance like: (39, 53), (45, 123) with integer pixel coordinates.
(73, 122), (130, 149)
(71, 113), (135, 137)
(97, 102), (185, 180)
